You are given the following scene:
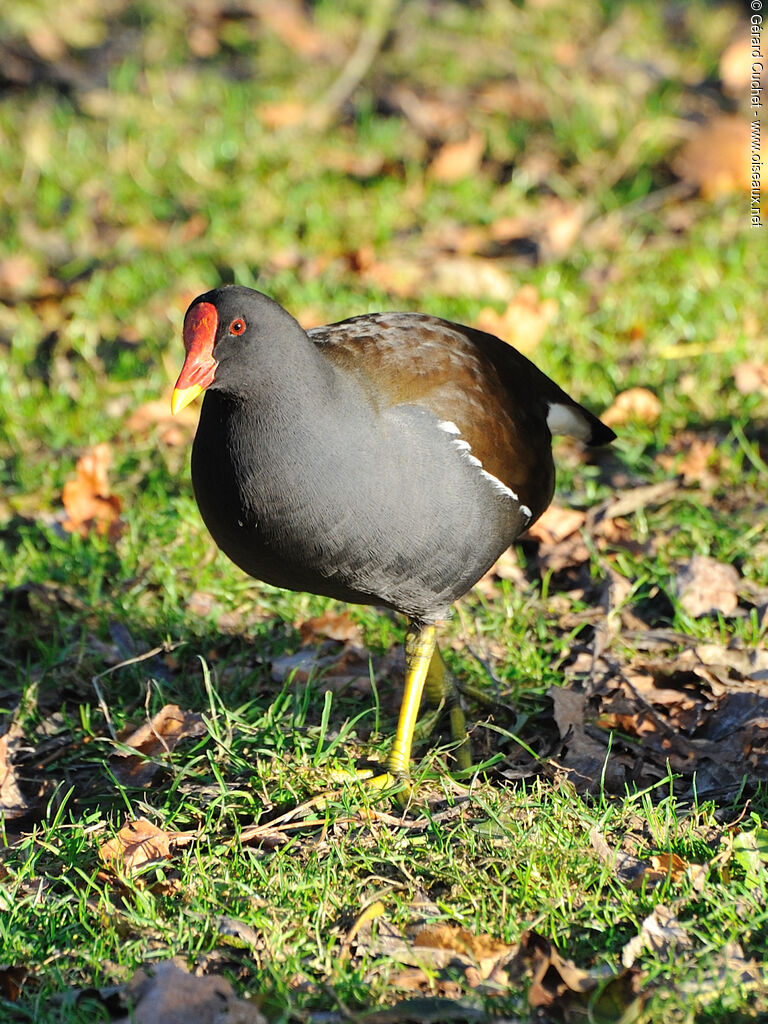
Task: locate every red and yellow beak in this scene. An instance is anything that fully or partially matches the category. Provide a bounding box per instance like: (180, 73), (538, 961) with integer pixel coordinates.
(171, 301), (219, 414)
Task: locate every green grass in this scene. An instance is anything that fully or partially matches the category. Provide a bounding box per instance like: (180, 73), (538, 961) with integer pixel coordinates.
(1, 0), (766, 1020)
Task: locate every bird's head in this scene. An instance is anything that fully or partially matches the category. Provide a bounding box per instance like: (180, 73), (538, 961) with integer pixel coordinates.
(171, 285), (290, 413)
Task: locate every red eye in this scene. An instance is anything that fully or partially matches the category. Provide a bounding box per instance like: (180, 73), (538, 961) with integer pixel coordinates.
(229, 318), (246, 335)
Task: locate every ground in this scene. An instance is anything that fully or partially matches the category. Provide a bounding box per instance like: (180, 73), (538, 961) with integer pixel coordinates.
(0, 1), (766, 1021)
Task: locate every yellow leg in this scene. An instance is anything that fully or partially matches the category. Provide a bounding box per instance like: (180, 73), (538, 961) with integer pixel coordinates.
(423, 648), (472, 772)
(386, 621), (437, 779)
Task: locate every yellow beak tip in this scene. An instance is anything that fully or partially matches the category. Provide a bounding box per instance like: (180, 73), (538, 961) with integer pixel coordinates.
(171, 384), (203, 415)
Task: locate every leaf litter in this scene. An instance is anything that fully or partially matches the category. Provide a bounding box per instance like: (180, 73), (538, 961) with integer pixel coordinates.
(1, 4), (766, 1020)
(109, 703), (207, 787)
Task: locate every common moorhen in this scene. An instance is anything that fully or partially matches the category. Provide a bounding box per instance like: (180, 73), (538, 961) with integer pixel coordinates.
(172, 285), (615, 783)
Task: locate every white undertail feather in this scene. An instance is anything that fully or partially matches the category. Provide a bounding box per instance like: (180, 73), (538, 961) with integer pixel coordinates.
(546, 402), (592, 441)
(437, 420), (532, 519)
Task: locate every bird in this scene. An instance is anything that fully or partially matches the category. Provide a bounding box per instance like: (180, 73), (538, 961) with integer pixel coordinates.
(171, 285), (615, 787)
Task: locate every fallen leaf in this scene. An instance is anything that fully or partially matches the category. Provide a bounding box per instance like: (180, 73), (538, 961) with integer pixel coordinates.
(675, 555), (740, 618)
(362, 253), (516, 302)
(428, 131), (485, 183)
(0, 728), (30, 820)
(413, 923), (512, 964)
(61, 443), (124, 541)
(693, 643), (768, 685)
(648, 851), (694, 883)
(257, 100), (307, 129)
(299, 608), (363, 645)
(526, 504), (586, 545)
(256, 0), (336, 59)
(99, 817), (192, 875)
(519, 930), (646, 1020)
(214, 916), (264, 951)
(602, 387), (661, 428)
(475, 285), (557, 354)
(323, 149), (387, 179)
(673, 116), (751, 198)
(733, 361), (768, 395)
(550, 687), (587, 740)
(270, 643), (373, 694)
(474, 547), (527, 596)
(621, 906), (690, 968)
(387, 85), (467, 140)
(548, 686), (616, 790)
(0, 965), (27, 1002)
(589, 826), (660, 889)
(111, 705), (207, 787)
(720, 35), (758, 96)
(187, 23), (220, 58)
(126, 397), (198, 446)
(656, 435), (718, 486)
(114, 958), (267, 1024)
(0, 254), (40, 299)
(475, 79), (548, 119)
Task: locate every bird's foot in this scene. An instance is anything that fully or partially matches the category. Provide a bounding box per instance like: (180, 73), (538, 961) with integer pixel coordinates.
(326, 761), (413, 805)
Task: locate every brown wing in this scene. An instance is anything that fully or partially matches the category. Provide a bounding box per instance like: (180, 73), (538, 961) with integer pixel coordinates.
(308, 312), (586, 523)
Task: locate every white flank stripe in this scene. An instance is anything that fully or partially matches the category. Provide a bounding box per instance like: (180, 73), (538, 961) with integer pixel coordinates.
(437, 420), (461, 435)
(437, 419), (525, 506)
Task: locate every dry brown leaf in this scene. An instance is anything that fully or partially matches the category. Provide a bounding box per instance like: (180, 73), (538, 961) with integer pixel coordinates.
(299, 608), (363, 645)
(428, 131), (485, 183)
(386, 967), (463, 996)
(61, 443), (124, 541)
(474, 547), (527, 597)
(187, 23), (219, 58)
(565, 633), (768, 800)
(602, 387), (661, 428)
(413, 923), (512, 963)
(99, 817), (192, 875)
(255, 0), (334, 58)
(257, 100), (307, 129)
(694, 643), (768, 684)
(0, 965), (27, 1002)
(475, 79), (548, 119)
(0, 729), (29, 820)
(675, 554), (740, 618)
(475, 285), (557, 354)
(270, 644), (373, 694)
(111, 705), (207, 787)
(539, 197), (585, 259)
(733, 361), (768, 395)
(362, 255), (514, 302)
(656, 436), (718, 486)
(114, 959), (267, 1024)
(490, 547), (525, 582)
(621, 906), (690, 968)
(387, 85), (467, 140)
(550, 687), (587, 740)
(126, 396), (198, 446)
(648, 852), (690, 882)
(589, 826), (660, 888)
(526, 504), (586, 545)
(425, 222), (490, 256)
(0, 254), (40, 299)
(548, 686), (614, 789)
(519, 930), (645, 1018)
(673, 116), (751, 198)
(323, 149), (387, 179)
(720, 36), (757, 96)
